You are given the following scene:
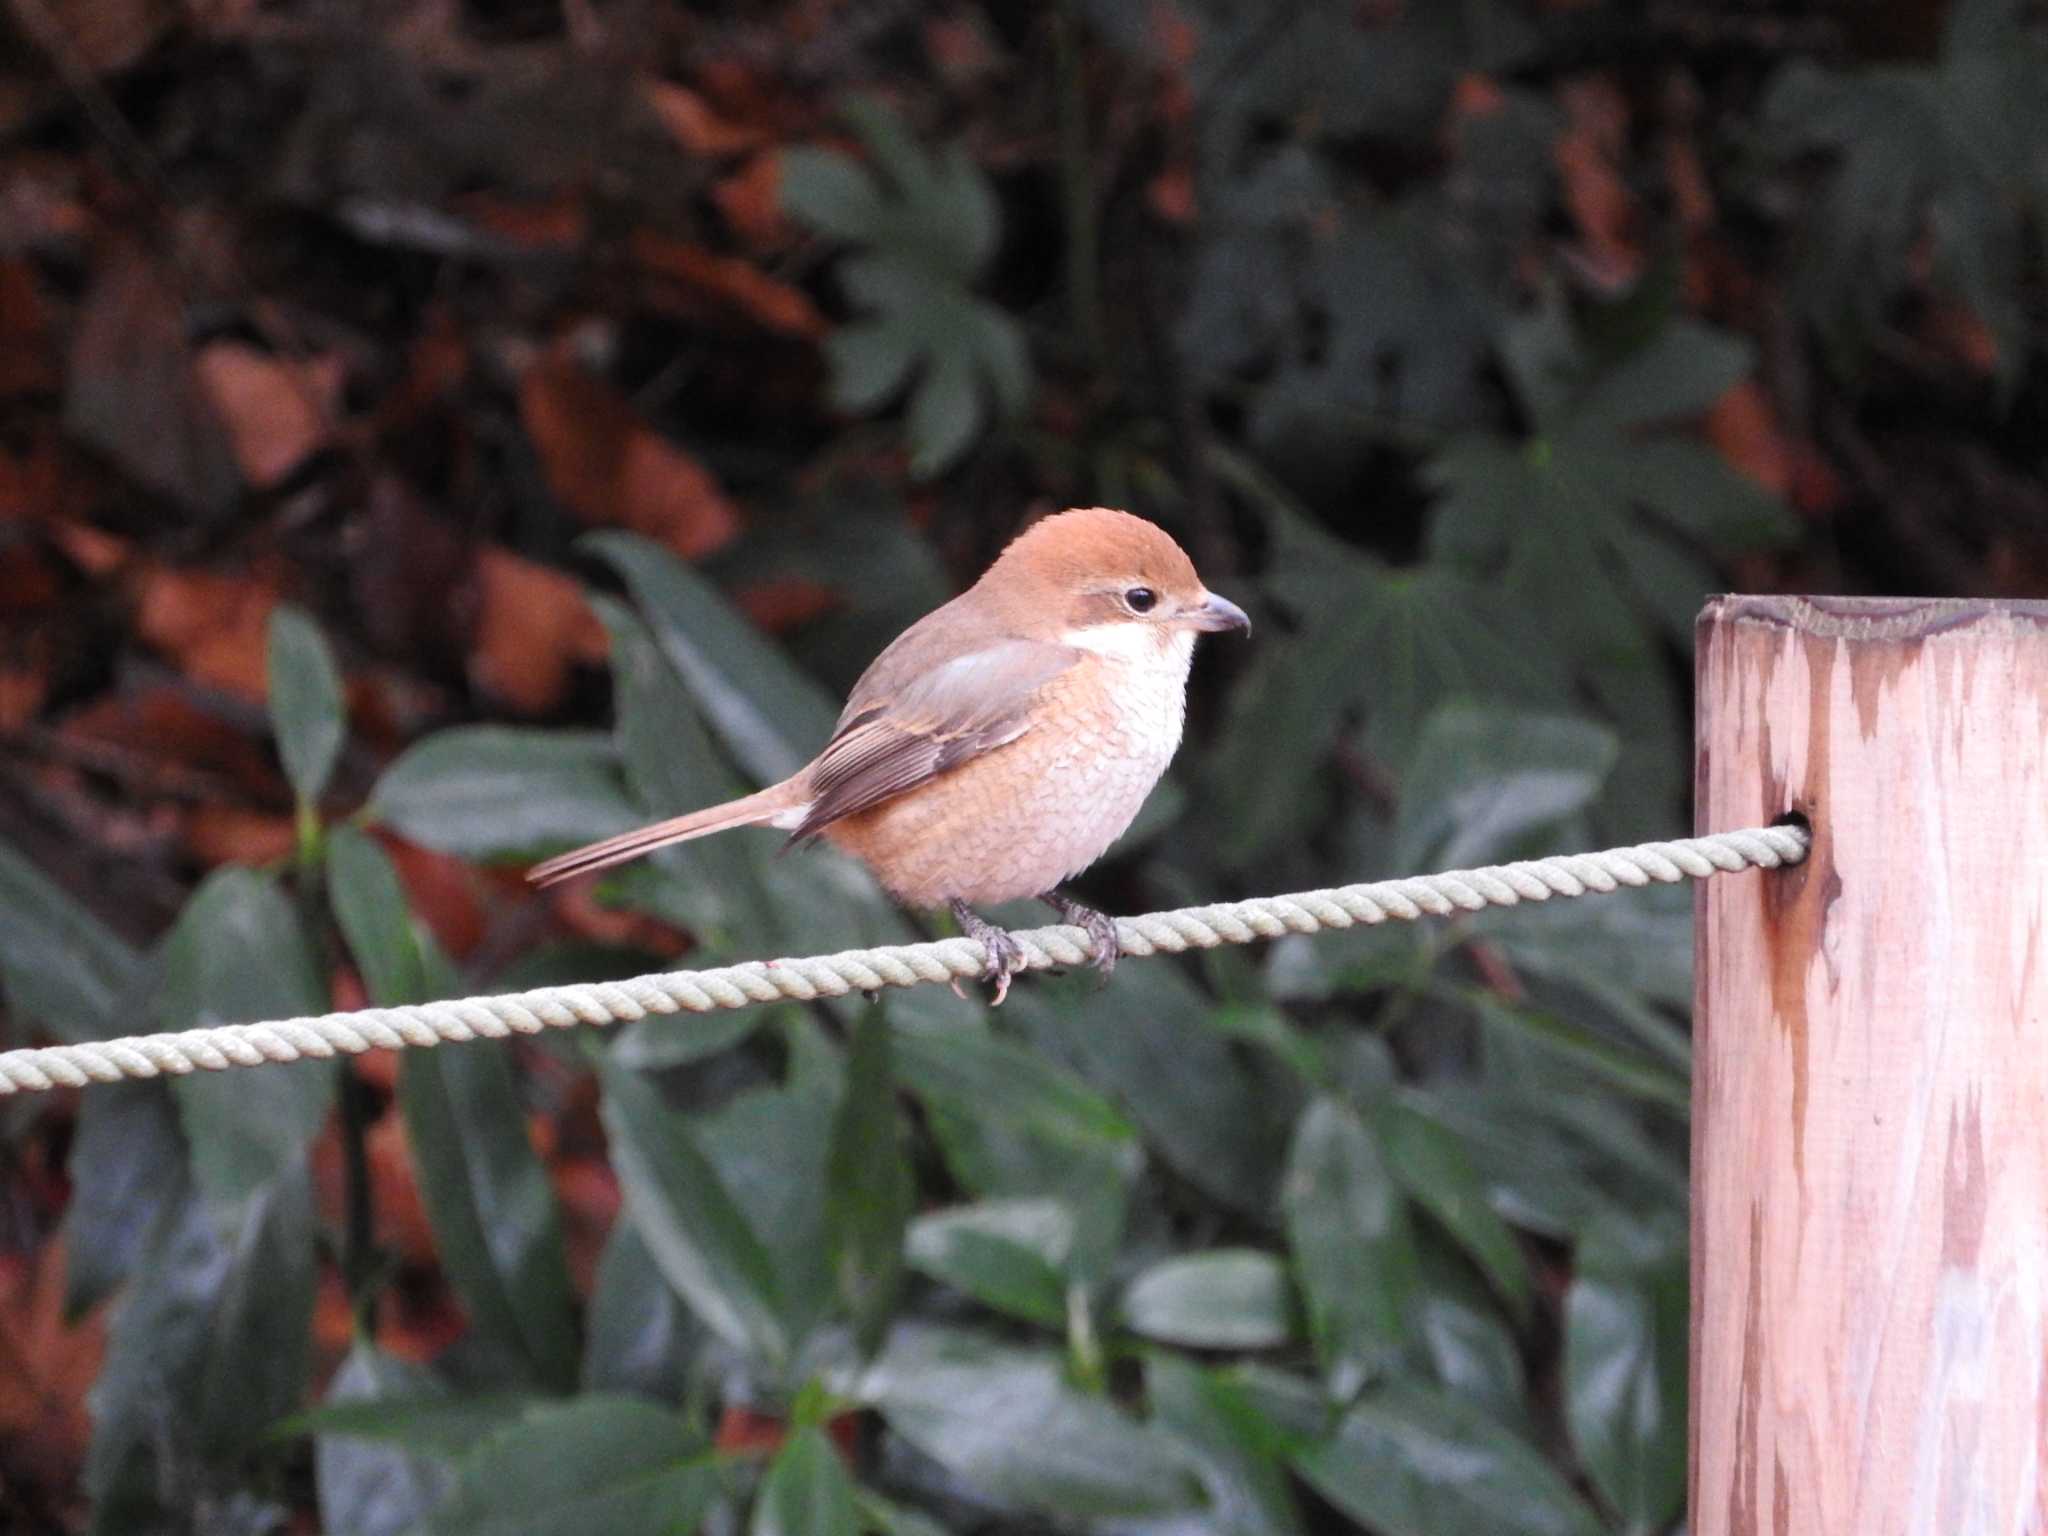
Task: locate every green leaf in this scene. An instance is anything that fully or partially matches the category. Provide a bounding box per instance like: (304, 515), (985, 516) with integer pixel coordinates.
(1282, 1098), (1421, 1398)
(194, 1158), (318, 1457)
(1392, 706), (1617, 872)
(287, 1393), (545, 1457)
(1010, 963), (1293, 1215)
(588, 533), (839, 786)
(1564, 1212), (1688, 1531)
(698, 1066), (841, 1347)
(401, 1040), (580, 1391)
(63, 1081), (185, 1315)
(1380, 1097), (1532, 1318)
(858, 1325), (1204, 1518)
(1147, 1355), (1307, 1536)
(0, 838), (141, 1044)
(1122, 1251), (1296, 1349)
(327, 825), (427, 1004)
(373, 728), (637, 860)
(267, 603), (347, 806)
(1573, 319), (1754, 431)
(429, 1398), (718, 1536)
(780, 98), (1029, 478)
(825, 1008), (911, 1352)
(316, 1345), (457, 1536)
(582, 1219), (699, 1399)
(611, 1009), (766, 1072)
(752, 1427), (859, 1536)
(1292, 1379), (1605, 1536)
(160, 869), (335, 1209)
(594, 1048), (787, 1364)
(597, 596), (773, 944)
(890, 1020), (1135, 1147)
(905, 1200), (1074, 1328)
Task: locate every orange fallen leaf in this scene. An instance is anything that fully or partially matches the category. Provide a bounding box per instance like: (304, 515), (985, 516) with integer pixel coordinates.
(1146, 165), (1197, 224)
(60, 683), (282, 795)
(713, 152), (790, 247)
(133, 561), (279, 700)
(183, 803), (297, 867)
(1554, 76), (1639, 290)
(736, 576), (837, 633)
(469, 544), (609, 715)
(380, 833), (489, 959)
(194, 341), (343, 489)
(642, 80), (765, 158)
(519, 343), (742, 560)
(631, 233), (826, 338)
(1703, 379), (1793, 498)
(0, 1240), (103, 1486)
(1919, 298), (2000, 377)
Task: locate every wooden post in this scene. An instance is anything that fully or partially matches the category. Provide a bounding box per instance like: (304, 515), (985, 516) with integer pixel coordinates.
(1693, 596), (2048, 1536)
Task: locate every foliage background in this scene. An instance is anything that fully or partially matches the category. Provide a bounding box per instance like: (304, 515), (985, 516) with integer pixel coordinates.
(2, 0), (2046, 1530)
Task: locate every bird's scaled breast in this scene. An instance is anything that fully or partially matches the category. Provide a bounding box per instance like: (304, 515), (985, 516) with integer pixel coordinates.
(823, 641), (1193, 908)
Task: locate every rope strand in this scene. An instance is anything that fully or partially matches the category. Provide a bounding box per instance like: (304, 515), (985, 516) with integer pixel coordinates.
(0, 823), (1808, 1095)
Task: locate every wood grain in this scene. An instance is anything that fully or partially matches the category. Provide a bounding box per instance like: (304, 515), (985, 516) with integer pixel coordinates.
(1693, 596), (2048, 1536)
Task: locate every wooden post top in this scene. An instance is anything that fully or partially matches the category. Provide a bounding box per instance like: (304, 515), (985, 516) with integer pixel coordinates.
(1701, 593), (2048, 638)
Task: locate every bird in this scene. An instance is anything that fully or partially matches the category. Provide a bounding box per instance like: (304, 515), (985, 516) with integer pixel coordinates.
(529, 507), (1249, 1003)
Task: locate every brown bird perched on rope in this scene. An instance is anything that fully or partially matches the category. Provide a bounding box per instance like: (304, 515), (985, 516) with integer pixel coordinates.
(529, 507), (1250, 1002)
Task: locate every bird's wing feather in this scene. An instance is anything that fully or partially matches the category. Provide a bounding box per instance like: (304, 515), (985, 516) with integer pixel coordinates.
(791, 636), (1081, 840)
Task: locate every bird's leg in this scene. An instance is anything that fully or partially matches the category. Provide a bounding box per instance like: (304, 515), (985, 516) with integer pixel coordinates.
(949, 899), (1026, 1006)
(1040, 889), (1120, 983)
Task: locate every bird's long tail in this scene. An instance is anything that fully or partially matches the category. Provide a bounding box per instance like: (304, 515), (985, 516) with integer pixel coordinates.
(527, 780), (807, 887)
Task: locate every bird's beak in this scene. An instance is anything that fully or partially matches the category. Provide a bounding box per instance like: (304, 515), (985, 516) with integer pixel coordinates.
(1185, 591), (1251, 635)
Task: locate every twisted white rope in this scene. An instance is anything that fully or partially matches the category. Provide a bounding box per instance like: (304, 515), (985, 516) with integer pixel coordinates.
(0, 824), (1808, 1095)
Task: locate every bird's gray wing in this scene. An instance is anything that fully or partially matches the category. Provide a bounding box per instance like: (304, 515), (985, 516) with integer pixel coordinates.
(790, 636), (1082, 840)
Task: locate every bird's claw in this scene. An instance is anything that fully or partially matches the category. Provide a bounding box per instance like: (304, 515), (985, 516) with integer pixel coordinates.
(949, 900), (1027, 1007)
(1042, 891), (1119, 984)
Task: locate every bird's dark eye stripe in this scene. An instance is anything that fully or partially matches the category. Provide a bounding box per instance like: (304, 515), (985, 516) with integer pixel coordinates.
(1124, 586), (1158, 613)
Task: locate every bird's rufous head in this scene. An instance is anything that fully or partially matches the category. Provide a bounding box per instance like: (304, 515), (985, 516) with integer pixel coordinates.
(978, 507), (1250, 645)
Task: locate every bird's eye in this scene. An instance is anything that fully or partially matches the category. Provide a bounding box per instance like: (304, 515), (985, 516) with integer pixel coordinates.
(1124, 586), (1159, 614)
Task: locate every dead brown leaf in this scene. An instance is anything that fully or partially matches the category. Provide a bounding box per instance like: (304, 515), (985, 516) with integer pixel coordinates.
(0, 258), (55, 398)
(0, 1241), (103, 1488)
(469, 543), (609, 715)
(713, 152), (790, 247)
(183, 803), (296, 866)
(1703, 379), (1794, 498)
(642, 80), (765, 158)
(133, 561), (279, 700)
(1554, 76), (1640, 290)
(631, 233), (826, 338)
(518, 343), (742, 559)
(63, 244), (239, 514)
(194, 340), (343, 489)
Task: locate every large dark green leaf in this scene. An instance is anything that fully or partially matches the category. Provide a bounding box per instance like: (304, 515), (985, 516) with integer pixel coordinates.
(1564, 1212), (1687, 1531)
(1292, 1379), (1604, 1536)
(594, 1049), (787, 1365)
(326, 825), (427, 1004)
(905, 1200), (1074, 1328)
(1147, 1354), (1306, 1536)
(63, 1080), (186, 1315)
(587, 533), (838, 786)
(1011, 964), (1292, 1215)
(87, 1161), (316, 1522)
(267, 603), (347, 807)
(1380, 1096), (1532, 1318)
(1391, 706), (1616, 871)
(0, 839), (141, 1044)
(373, 728), (638, 860)
(582, 1219), (699, 1400)
(752, 1426), (859, 1536)
(159, 869), (335, 1209)
(782, 99), (1028, 477)
(1282, 1097), (1421, 1398)
(825, 1008), (911, 1352)
(428, 1398), (719, 1536)
(596, 596), (776, 945)
(194, 1158), (318, 1456)
(316, 1345), (457, 1536)
(858, 1325), (1203, 1518)
(400, 1042), (579, 1391)
(1121, 1251), (1297, 1349)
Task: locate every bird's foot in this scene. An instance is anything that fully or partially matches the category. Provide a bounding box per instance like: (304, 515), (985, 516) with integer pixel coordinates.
(949, 900), (1026, 1007)
(1041, 890), (1120, 983)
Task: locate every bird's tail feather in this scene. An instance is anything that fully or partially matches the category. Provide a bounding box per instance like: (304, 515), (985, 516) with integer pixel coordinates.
(527, 781), (805, 887)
